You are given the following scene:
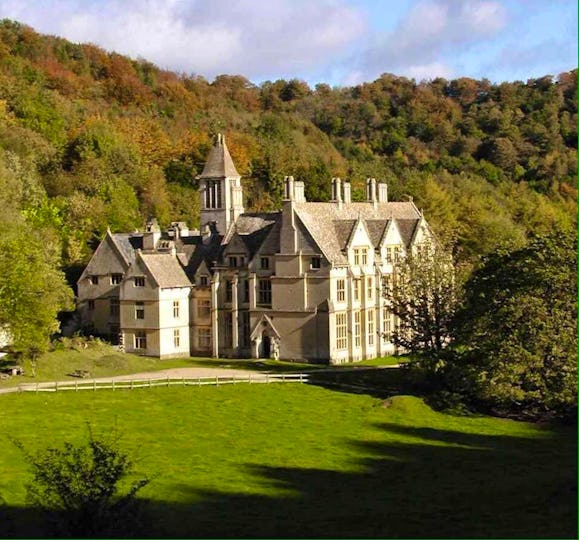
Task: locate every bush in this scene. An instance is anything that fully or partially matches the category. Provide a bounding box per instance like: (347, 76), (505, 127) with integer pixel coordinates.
(15, 431), (150, 536)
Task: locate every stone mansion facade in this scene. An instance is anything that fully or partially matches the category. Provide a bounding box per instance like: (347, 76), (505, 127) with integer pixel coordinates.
(77, 134), (433, 364)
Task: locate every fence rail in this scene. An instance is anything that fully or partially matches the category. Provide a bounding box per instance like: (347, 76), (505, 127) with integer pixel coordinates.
(18, 372), (310, 393)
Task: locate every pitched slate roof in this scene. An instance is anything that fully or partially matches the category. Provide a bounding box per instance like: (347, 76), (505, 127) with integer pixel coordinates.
(293, 202), (421, 264)
(139, 253), (192, 289)
(222, 212), (281, 258)
(110, 233), (143, 265)
(198, 134), (240, 178)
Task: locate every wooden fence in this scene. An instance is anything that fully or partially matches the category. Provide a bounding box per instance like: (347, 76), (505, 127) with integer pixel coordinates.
(18, 372), (309, 393)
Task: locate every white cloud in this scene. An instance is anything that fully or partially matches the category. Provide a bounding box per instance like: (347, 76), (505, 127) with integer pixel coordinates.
(356, 0), (508, 81)
(0, 0), (367, 80)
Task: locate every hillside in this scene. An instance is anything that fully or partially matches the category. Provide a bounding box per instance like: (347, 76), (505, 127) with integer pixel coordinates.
(0, 19), (576, 278)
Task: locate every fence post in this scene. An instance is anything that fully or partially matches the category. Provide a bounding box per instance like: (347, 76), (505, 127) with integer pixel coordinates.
(149, 379), (151, 389)
(216, 376), (218, 387)
(282, 373), (285, 382)
(266, 373), (269, 384)
(93, 379), (96, 392)
(182, 376), (185, 387)
(299, 373), (303, 383)
(131, 379), (134, 390)
(249, 373), (252, 384)
(167, 376), (170, 387)
(198, 377), (200, 386)
(55, 381), (58, 393)
(113, 380), (115, 392)
(36, 383), (38, 394)
(75, 381), (78, 392)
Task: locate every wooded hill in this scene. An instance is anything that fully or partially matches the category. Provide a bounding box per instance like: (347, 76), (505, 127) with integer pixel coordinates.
(0, 19), (576, 277)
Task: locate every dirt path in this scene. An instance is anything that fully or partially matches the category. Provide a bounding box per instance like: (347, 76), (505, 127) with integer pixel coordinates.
(0, 366), (266, 395)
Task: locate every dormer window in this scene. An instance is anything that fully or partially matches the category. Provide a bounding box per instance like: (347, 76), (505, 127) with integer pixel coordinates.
(361, 248), (368, 265)
(229, 256), (238, 267)
(89, 275), (99, 285)
(353, 248), (360, 266)
(260, 257), (270, 270)
(111, 274), (122, 285)
(310, 257), (321, 269)
(134, 276), (145, 287)
(199, 275), (209, 287)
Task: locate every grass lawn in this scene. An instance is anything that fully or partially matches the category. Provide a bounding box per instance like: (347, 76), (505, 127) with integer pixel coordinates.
(0, 346), (329, 389)
(0, 384), (575, 538)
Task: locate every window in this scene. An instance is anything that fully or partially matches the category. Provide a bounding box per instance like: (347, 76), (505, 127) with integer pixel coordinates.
(173, 329), (180, 348)
(367, 277), (374, 300)
(258, 279), (272, 306)
(110, 297), (120, 317)
(134, 276), (145, 287)
(199, 328), (211, 348)
(394, 246), (403, 263)
(386, 246), (394, 263)
(135, 301), (145, 320)
(336, 313), (347, 350)
(173, 300), (180, 318)
(310, 257), (321, 269)
(225, 280), (232, 302)
(111, 273), (122, 285)
(223, 313), (232, 347)
(198, 299), (211, 317)
(354, 311), (361, 347)
(242, 279), (250, 303)
(354, 279), (361, 302)
(204, 179), (222, 209)
(361, 248), (368, 265)
(134, 331), (147, 349)
(260, 257), (270, 270)
(336, 279), (345, 302)
(199, 275), (209, 287)
(239, 256), (245, 267)
(353, 248), (360, 265)
(241, 311), (250, 347)
(367, 310), (375, 346)
(89, 275), (99, 285)
(383, 274), (392, 291)
(228, 256), (238, 267)
(88, 299), (95, 311)
(383, 309), (392, 341)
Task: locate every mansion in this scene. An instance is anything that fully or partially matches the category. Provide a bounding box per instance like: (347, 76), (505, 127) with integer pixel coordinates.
(77, 134), (433, 364)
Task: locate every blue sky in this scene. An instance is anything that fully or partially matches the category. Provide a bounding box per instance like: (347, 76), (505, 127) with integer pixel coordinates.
(0, 0), (576, 86)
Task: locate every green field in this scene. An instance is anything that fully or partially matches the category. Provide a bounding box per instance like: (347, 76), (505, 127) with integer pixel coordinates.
(0, 383), (575, 538)
(0, 346), (403, 389)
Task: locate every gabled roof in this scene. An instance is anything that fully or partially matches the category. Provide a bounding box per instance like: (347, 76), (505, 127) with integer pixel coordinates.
(396, 219), (420, 247)
(110, 233), (143, 265)
(222, 212), (281, 258)
(139, 253), (191, 289)
(293, 202), (421, 264)
(198, 133), (240, 178)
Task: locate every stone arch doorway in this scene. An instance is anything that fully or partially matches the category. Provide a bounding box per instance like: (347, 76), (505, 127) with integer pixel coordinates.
(250, 314), (281, 360)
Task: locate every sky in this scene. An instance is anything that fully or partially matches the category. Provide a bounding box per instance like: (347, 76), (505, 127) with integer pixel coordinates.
(0, 0), (576, 87)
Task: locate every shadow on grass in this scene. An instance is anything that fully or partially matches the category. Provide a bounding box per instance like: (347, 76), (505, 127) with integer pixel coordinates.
(3, 422), (575, 538)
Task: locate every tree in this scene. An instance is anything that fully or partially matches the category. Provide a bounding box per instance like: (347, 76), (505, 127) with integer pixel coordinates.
(383, 242), (459, 360)
(453, 230), (577, 419)
(15, 432), (150, 536)
(0, 222), (73, 370)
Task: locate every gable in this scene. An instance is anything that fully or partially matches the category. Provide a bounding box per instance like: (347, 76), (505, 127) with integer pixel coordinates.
(79, 233), (128, 282)
(346, 219), (373, 249)
(381, 220), (404, 247)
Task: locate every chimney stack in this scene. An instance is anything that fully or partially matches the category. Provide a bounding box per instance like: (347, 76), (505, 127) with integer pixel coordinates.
(343, 181), (351, 203)
(283, 176), (295, 201)
(331, 177), (343, 209)
(377, 182), (388, 203)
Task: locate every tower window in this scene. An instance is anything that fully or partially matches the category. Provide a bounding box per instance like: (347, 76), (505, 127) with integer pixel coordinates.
(205, 180), (223, 209)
